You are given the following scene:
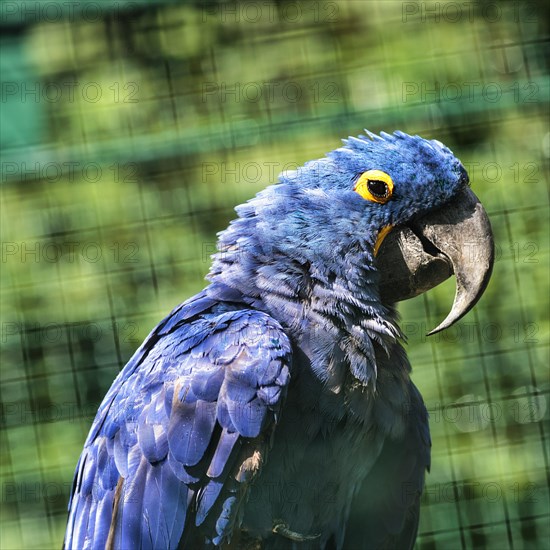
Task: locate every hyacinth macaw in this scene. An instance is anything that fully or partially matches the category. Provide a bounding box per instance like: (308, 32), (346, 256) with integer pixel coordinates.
(64, 131), (494, 549)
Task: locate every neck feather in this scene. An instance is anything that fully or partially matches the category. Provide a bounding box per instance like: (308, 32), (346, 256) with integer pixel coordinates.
(206, 190), (405, 387)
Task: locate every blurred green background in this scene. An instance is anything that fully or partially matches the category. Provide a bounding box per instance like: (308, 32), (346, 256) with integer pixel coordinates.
(1, 0), (548, 548)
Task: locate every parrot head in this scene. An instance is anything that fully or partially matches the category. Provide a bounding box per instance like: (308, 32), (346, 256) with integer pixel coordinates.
(212, 130), (494, 335)
(329, 130), (494, 334)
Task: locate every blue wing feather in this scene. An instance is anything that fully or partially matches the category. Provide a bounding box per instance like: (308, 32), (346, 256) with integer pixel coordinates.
(64, 290), (292, 548)
(71, 493), (91, 549)
(93, 489), (115, 547)
(196, 478), (225, 526)
(207, 429), (240, 478)
(117, 457), (147, 549)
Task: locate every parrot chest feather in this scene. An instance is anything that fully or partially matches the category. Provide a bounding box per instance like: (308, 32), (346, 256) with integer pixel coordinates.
(241, 337), (412, 546)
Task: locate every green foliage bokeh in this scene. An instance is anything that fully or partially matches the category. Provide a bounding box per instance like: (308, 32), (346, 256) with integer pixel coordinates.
(1, 1), (548, 548)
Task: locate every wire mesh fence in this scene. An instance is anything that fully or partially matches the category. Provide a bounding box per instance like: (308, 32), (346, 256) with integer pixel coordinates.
(1, 1), (548, 548)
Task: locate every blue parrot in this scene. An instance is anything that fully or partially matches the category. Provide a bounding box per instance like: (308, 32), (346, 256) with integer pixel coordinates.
(64, 131), (494, 549)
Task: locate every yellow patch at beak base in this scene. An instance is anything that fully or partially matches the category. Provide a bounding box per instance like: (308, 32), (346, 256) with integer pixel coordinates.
(373, 225), (393, 256)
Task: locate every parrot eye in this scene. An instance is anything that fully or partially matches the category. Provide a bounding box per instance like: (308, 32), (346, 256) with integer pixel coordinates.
(354, 170), (394, 204)
(368, 180), (389, 199)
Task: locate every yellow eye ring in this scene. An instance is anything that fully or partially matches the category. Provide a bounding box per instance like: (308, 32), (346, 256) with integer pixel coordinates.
(354, 170), (394, 204)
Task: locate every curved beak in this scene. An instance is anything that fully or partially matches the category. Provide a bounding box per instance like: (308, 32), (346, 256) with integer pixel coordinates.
(376, 187), (494, 335)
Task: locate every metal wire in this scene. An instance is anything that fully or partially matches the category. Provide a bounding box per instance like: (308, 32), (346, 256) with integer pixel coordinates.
(1, 1), (548, 548)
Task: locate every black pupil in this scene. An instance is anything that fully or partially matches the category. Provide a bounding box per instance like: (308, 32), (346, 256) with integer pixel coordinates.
(367, 179), (388, 198)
